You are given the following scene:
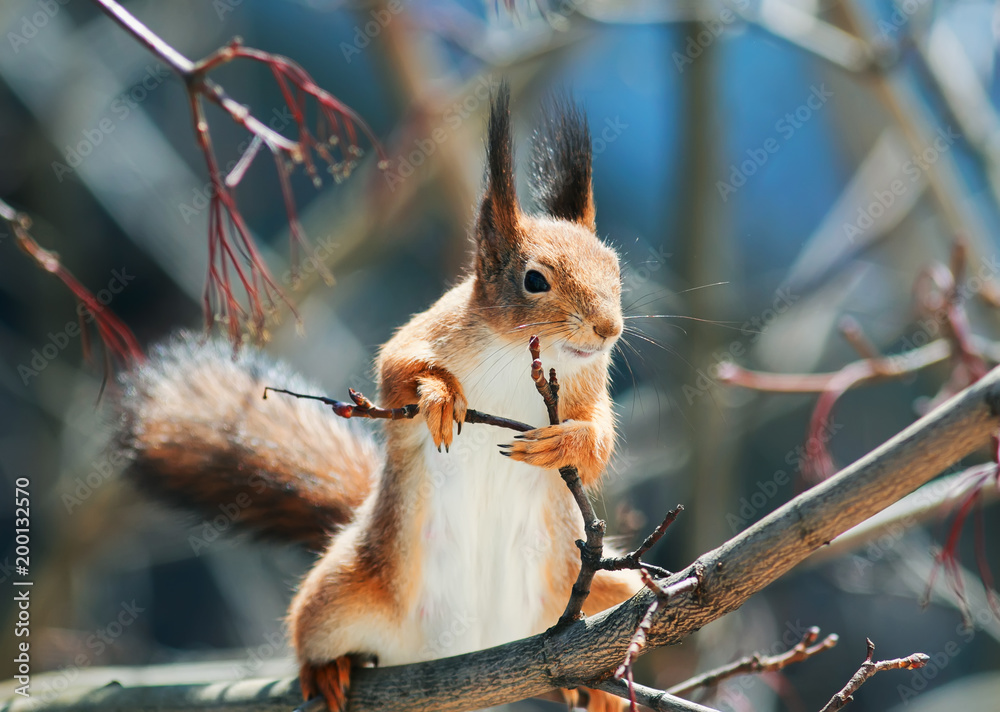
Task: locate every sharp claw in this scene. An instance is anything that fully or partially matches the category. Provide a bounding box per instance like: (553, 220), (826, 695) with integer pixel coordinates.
(498, 443), (512, 449)
(499, 451), (511, 457)
(437, 444), (442, 453)
(444, 443), (450, 453)
(457, 421), (462, 436)
(513, 434), (525, 439)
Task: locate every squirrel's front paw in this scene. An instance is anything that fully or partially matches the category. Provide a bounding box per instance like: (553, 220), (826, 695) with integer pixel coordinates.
(500, 420), (599, 473)
(417, 371), (467, 452)
(300, 657), (351, 712)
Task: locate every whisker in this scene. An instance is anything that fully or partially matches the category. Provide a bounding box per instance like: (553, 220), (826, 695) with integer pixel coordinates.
(624, 314), (745, 333)
(509, 320), (565, 331)
(612, 341), (642, 420)
(674, 281), (729, 295)
(622, 288), (679, 313)
(626, 320), (687, 336)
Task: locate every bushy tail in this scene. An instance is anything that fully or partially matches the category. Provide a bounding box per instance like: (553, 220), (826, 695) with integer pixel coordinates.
(114, 333), (379, 550)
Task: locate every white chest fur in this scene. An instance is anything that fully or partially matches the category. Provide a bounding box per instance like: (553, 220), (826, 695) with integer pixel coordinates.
(389, 340), (580, 664)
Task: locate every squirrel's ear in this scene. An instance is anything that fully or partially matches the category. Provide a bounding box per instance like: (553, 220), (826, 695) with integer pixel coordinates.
(530, 96), (595, 231)
(475, 80), (521, 273)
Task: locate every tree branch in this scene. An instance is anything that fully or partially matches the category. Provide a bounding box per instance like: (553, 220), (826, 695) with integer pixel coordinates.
(21, 365), (1000, 712)
(0, 198), (142, 382)
(666, 626), (838, 697)
(819, 639), (928, 712)
(90, 0), (384, 341)
(262, 386), (534, 433)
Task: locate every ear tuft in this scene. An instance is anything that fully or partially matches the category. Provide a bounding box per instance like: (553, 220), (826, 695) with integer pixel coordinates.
(476, 79), (521, 274)
(530, 95), (595, 230)
(482, 80), (519, 236)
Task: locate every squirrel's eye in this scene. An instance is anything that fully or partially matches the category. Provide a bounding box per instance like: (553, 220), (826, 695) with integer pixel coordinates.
(524, 270), (550, 294)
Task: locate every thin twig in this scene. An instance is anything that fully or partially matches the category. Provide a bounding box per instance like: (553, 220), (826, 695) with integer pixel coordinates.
(528, 335), (559, 424)
(262, 387), (533, 433)
(594, 678), (722, 712)
(818, 639), (928, 712)
(838, 316), (888, 373)
(600, 506), (683, 578)
(667, 626), (838, 697)
(1, 198), (142, 382)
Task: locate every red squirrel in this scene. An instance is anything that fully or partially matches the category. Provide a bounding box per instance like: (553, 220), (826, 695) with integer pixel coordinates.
(115, 82), (642, 711)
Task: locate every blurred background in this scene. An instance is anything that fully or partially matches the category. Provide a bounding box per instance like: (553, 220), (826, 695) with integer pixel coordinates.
(2, 0), (1000, 710)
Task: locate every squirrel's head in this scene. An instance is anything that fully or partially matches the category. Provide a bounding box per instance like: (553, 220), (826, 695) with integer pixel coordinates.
(472, 81), (622, 366)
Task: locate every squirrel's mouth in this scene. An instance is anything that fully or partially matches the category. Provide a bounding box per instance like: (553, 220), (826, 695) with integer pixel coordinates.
(563, 344), (603, 359)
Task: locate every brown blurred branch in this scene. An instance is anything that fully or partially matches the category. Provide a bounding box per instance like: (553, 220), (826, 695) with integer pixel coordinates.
(717, 338), (951, 394)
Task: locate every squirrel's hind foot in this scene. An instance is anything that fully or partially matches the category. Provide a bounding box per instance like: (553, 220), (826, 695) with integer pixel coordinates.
(300, 657), (352, 712)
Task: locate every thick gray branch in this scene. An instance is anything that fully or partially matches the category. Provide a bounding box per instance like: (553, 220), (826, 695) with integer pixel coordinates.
(13, 367), (1000, 712)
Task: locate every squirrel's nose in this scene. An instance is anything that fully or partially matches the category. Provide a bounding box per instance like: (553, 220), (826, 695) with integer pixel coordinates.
(593, 318), (622, 340)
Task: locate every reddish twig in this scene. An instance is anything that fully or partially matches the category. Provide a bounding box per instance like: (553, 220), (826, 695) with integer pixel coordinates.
(615, 570), (700, 681)
(716, 339), (951, 394)
(922, 456), (1000, 623)
(818, 639), (928, 712)
(720, 247), (998, 482)
(720, 336), (951, 483)
(667, 626), (838, 697)
(263, 386), (534, 433)
(92, 0), (386, 342)
(1, 198), (142, 389)
(528, 335), (559, 424)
